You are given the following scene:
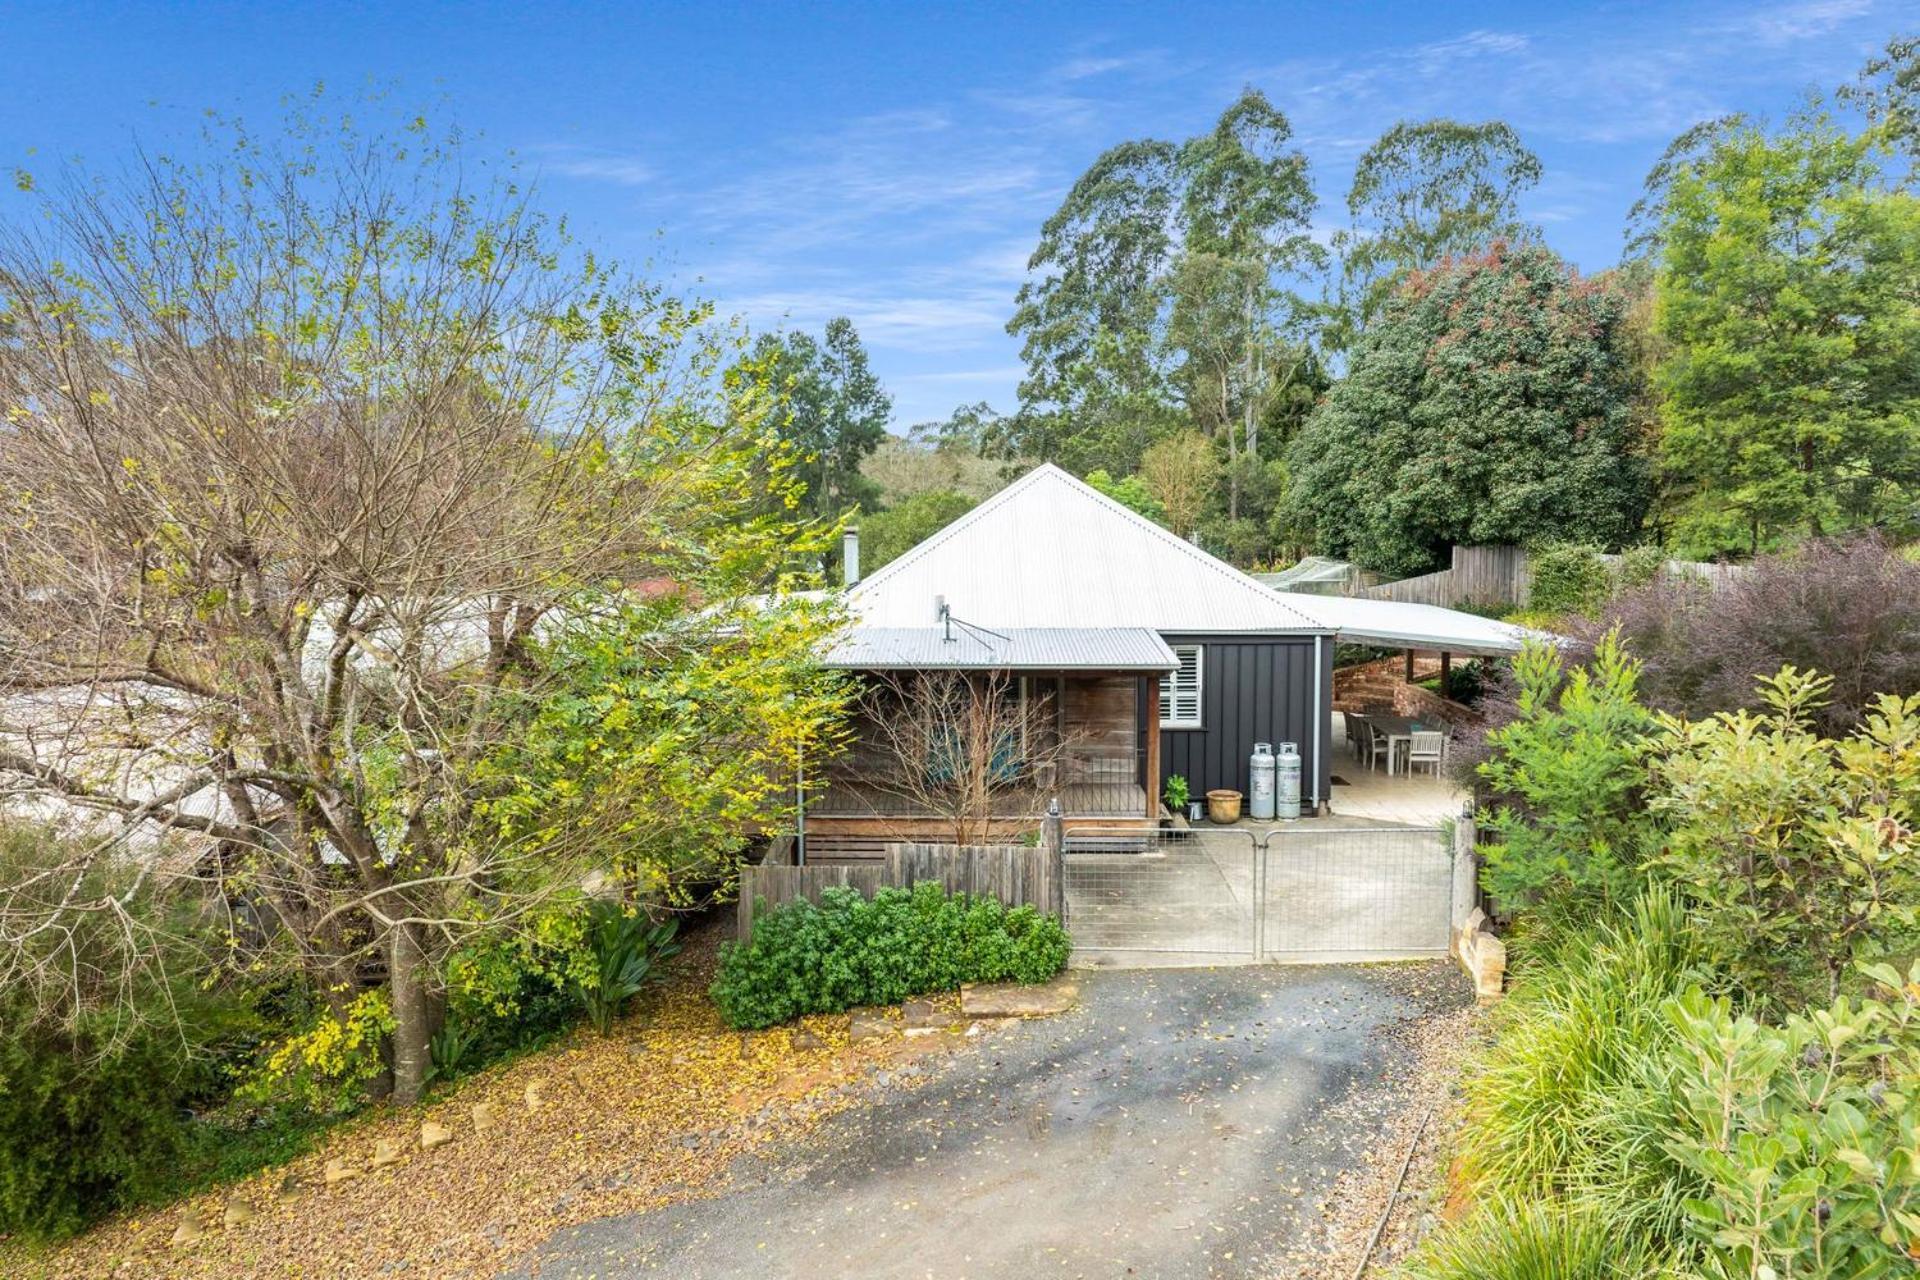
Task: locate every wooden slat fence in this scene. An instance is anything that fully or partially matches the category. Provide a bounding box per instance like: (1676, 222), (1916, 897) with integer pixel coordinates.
(736, 841), (1061, 943)
(1358, 544), (1749, 612)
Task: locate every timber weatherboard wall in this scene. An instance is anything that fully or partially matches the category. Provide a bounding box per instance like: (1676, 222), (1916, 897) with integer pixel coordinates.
(1152, 634), (1332, 811)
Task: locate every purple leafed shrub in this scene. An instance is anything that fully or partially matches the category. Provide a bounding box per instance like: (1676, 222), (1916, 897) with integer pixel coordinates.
(1569, 535), (1920, 736)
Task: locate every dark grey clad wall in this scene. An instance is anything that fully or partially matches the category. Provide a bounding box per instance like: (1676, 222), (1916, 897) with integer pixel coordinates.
(1152, 633), (1332, 811)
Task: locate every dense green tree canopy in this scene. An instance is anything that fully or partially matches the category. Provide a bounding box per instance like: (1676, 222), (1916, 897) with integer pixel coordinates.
(1329, 119), (1542, 349)
(1652, 114), (1920, 556)
(1284, 242), (1651, 576)
(742, 316), (892, 518)
(857, 489), (979, 572)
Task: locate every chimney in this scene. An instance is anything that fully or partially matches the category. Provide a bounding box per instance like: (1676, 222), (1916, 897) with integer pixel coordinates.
(842, 526), (861, 586)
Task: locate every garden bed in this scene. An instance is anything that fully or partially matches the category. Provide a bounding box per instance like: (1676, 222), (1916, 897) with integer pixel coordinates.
(0, 922), (1005, 1280)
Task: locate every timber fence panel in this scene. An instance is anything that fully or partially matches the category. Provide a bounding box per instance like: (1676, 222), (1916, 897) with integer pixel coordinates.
(735, 844), (1058, 942)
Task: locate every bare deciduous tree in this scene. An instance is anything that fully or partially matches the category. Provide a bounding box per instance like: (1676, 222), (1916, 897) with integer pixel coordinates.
(854, 671), (1076, 845)
(0, 109), (817, 1099)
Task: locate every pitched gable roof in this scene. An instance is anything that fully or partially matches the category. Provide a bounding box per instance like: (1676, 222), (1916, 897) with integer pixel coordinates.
(847, 464), (1328, 634)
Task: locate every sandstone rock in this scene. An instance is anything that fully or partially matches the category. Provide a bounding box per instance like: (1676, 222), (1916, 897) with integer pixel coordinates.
(471, 1102), (498, 1133)
(524, 1080), (547, 1112)
(790, 1027), (826, 1052)
(902, 999), (956, 1030)
(171, 1209), (206, 1247)
(1469, 932), (1508, 1003)
(419, 1120), (454, 1151)
(960, 976), (1079, 1018)
(848, 1011), (894, 1042)
(371, 1138), (402, 1169)
(276, 1171), (301, 1199)
(324, 1157), (359, 1186)
(223, 1198), (255, 1230)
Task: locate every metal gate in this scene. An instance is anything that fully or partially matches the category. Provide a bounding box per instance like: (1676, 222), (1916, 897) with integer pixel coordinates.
(1062, 824), (1458, 966)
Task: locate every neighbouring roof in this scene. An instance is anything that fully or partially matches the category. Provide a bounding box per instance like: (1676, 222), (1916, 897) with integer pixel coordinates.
(1289, 592), (1544, 657)
(846, 464), (1328, 634)
(824, 625), (1177, 672)
(1252, 556), (1360, 594)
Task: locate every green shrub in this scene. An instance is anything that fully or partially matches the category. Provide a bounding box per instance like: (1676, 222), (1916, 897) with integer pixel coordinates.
(711, 882), (1071, 1029)
(0, 823), (257, 1238)
(1399, 1202), (1658, 1280)
(1477, 635), (1661, 923)
(575, 904), (681, 1035)
(1660, 963), (1920, 1279)
(1648, 670), (1920, 1009)
(1528, 541), (1614, 617)
(0, 1018), (219, 1240)
(1614, 543), (1667, 590)
(1162, 774), (1190, 812)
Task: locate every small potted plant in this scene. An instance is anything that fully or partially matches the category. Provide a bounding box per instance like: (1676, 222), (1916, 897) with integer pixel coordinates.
(1161, 774), (1189, 825)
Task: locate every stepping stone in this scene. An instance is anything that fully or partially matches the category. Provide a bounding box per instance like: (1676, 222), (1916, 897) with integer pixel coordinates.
(324, 1157), (359, 1186)
(472, 1102), (498, 1133)
(524, 1080), (548, 1112)
(790, 1027), (827, 1052)
(171, 1209), (206, 1247)
(902, 999), (956, 1030)
(419, 1120), (454, 1151)
(960, 976), (1080, 1018)
(371, 1138), (402, 1169)
(848, 1011), (894, 1042)
(223, 1198), (255, 1230)
(276, 1171), (301, 1199)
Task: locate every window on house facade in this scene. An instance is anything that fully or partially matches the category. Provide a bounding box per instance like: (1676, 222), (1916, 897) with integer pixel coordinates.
(1160, 645), (1203, 729)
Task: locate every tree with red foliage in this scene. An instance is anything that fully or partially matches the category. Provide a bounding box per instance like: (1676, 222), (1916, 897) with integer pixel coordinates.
(1284, 241), (1651, 576)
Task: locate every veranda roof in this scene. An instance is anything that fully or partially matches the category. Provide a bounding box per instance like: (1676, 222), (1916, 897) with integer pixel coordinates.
(825, 625), (1177, 672)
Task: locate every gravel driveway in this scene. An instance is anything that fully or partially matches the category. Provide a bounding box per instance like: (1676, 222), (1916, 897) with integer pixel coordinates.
(509, 963), (1470, 1280)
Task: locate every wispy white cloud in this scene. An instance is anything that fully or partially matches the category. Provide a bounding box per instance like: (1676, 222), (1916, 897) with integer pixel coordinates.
(1735, 0), (1875, 46)
(531, 148), (656, 186)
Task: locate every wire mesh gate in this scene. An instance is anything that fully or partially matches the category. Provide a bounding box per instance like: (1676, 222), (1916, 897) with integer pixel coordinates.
(1061, 825), (1455, 966)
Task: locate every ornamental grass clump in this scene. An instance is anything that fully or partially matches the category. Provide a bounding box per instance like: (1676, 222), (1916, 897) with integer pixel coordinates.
(710, 882), (1070, 1029)
(1398, 1201), (1661, 1280)
(1457, 889), (1711, 1248)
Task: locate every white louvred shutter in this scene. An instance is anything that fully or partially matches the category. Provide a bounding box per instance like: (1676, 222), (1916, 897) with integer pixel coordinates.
(1160, 646), (1202, 728)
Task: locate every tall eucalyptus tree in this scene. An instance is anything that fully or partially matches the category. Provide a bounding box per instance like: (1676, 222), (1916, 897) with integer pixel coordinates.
(1005, 89), (1322, 517)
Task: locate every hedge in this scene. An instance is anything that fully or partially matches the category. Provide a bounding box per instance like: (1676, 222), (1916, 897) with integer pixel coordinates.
(710, 882), (1071, 1029)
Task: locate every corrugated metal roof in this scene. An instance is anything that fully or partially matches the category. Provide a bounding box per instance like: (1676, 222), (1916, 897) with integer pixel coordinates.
(825, 625), (1177, 671)
(1284, 592), (1547, 656)
(847, 464), (1328, 634)
(839, 463), (1555, 657)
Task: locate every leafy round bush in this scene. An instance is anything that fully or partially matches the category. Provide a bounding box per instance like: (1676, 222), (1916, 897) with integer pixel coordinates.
(0, 1017), (220, 1240)
(711, 882), (1071, 1029)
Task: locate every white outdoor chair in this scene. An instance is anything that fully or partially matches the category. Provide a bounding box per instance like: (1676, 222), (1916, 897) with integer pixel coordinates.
(1405, 731), (1447, 777)
(1362, 722), (1393, 773)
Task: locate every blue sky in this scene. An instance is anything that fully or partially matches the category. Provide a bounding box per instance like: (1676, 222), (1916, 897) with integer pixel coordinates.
(0, 0), (1904, 426)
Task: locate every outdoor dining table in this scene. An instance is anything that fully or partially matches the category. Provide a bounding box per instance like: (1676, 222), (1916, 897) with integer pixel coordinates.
(1365, 713), (1436, 776)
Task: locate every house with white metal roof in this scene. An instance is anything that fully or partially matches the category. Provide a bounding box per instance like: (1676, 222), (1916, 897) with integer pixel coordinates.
(805, 464), (1535, 859)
